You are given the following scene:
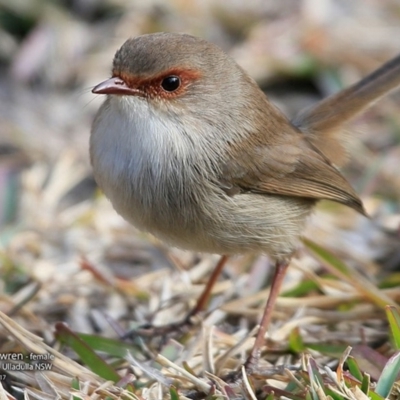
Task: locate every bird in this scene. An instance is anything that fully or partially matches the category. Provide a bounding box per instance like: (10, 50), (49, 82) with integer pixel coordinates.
(90, 32), (400, 373)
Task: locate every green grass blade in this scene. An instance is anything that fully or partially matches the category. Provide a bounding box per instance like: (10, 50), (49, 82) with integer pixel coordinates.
(386, 305), (400, 350)
(375, 351), (400, 398)
(346, 356), (363, 381)
(303, 238), (397, 310)
(361, 374), (370, 395)
(78, 333), (142, 358)
(55, 322), (121, 382)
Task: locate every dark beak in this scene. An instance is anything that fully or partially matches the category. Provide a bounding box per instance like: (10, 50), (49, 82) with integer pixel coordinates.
(92, 77), (140, 96)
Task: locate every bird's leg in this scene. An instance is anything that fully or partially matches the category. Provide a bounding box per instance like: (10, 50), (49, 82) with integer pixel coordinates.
(124, 255), (229, 339)
(244, 259), (290, 374)
(185, 255), (229, 319)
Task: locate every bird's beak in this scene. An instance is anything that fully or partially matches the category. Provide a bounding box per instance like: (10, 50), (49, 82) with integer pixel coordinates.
(92, 77), (140, 96)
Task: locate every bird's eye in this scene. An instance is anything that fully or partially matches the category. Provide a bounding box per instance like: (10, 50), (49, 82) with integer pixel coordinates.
(161, 76), (181, 92)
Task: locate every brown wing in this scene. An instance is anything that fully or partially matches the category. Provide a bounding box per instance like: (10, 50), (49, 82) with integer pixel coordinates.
(221, 131), (366, 215)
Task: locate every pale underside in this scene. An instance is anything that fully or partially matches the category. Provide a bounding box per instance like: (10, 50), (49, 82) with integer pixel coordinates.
(90, 94), (357, 259)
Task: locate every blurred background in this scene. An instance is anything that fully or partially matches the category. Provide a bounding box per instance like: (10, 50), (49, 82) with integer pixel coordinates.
(1, 0), (400, 358)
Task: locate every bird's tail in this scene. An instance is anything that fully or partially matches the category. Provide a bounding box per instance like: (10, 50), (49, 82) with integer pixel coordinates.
(292, 53), (400, 166)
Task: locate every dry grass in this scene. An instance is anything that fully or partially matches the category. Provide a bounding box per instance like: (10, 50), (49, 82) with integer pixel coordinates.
(1, 0), (400, 398)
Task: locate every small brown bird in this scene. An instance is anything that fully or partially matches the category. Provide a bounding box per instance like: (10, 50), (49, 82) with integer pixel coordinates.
(90, 32), (400, 372)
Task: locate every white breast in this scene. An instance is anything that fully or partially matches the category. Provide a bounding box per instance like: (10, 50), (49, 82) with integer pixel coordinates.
(90, 96), (208, 240)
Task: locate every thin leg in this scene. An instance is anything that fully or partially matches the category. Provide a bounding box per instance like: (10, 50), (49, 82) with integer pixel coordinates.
(125, 255), (228, 338)
(187, 255), (229, 318)
(244, 259), (290, 373)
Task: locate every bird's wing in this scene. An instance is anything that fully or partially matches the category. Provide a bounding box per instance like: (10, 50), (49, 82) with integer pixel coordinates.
(221, 130), (366, 215)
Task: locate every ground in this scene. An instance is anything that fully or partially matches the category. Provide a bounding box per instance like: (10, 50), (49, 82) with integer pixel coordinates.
(1, 1), (400, 399)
